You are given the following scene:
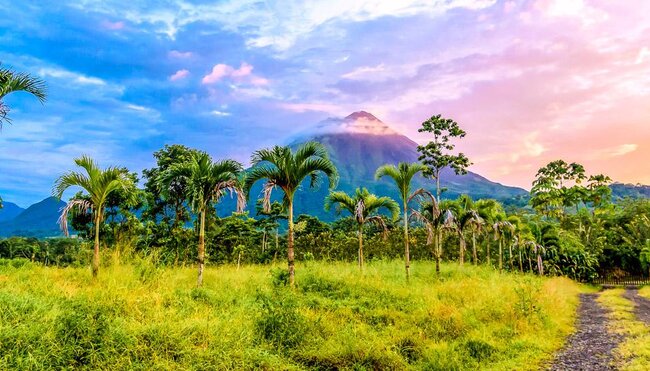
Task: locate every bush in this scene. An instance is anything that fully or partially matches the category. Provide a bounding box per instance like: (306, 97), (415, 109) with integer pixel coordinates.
(255, 291), (308, 350)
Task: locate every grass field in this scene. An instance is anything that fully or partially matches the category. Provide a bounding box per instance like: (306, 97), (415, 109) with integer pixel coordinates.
(0, 260), (581, 370)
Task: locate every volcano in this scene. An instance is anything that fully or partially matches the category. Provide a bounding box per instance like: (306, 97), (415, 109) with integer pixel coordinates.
(270, 111), (528, 221)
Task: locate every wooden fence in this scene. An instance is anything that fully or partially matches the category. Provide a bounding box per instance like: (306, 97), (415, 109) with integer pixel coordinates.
(591, 275), (650, 286)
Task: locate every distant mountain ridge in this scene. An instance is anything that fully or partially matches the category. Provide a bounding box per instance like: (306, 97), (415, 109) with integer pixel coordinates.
(0, 197), (65, 238)
(0, 201), (24, 222)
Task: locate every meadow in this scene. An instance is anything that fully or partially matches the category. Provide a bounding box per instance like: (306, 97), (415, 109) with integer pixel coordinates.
(0, 259), (580, 370)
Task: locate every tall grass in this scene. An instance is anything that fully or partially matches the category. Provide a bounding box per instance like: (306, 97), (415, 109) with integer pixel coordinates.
(0, 260), (579, 370)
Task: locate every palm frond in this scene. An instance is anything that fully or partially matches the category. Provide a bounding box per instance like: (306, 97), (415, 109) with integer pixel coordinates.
(58, 199), (93, 237)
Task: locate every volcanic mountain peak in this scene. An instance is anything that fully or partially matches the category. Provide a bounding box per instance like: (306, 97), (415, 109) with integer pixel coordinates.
(289, 111), (399, 143)
(345, 111), (380, 121)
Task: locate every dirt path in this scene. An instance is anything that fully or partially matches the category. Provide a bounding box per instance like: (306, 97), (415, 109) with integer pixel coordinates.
(549, 293), (622, 370)
(622, 289), (650, 325)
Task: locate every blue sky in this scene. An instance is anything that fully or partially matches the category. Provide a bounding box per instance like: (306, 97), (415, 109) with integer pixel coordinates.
(2, 0), (649, 207)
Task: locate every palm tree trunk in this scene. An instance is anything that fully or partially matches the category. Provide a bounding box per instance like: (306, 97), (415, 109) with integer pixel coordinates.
(518, 248), (523, 272)
(358, 224), (364, 271)
(434, 229), (440, 274)
(197, 209), (206, 287)
(403, 203), (410, 280)
(459, 233), (465, 266)
(498, 238), (503, 273)
(288, 199), (296, 287)
(92, 211), (101, 278)
(508, 242), (513, 270)
(472, 231), (478, 265)
(486, 240), (491, 266)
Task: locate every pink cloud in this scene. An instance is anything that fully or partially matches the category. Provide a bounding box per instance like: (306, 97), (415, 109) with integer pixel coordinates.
(231, 62), (253, 77)
(169, 69), (190, 81)
(201, 62), (269, 86)
(202, 64), (234, 84)
(169, 50), (193, 59)
(101, 21), (124, 31)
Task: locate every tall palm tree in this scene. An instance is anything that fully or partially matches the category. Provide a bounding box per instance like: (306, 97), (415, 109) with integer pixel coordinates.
(325, 187), (399, 270)
(246, 142), (338, 287)
(450, 195), (484, 266)
(53, 156), (134, 278)
(476, 199), (504, 266)
(493, 217), (514, 273)
(159, 152), (244, 287)
(375, 162), (427, 280)
(0, 65), (46, 127)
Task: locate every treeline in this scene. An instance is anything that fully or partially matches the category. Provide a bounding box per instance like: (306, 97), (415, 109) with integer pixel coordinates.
(1, 114), (649, 285)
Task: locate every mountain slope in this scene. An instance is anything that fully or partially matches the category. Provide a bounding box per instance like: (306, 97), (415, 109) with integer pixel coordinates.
(0, 201), (24, 223)
(0, 197), (66, 238)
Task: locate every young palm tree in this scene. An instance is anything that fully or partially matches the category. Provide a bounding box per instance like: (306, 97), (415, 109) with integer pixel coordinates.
(325, 187), (399, 270)
(449, 195), (483, 266)
(53, 156), (134, 278)
(0, 65), (46, 127)
(476, 199), (503, 266)
(246, 142), (338, 287)
(493, 218), (514, 273)
(159, 152), (244, 287)
(375, 162), (427, 279)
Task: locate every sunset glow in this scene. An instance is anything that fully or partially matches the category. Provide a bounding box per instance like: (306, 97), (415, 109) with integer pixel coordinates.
(1, 0), (649, 206)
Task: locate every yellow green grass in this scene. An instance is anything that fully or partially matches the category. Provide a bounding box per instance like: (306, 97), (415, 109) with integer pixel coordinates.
(0, 260), (580, 370)
(639, 286), (650, 299)
(597, 288), (650, 370)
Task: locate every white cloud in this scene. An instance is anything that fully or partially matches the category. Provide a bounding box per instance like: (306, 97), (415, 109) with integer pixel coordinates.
(38, 67), (106, 86)
(210, 110), (231, 117)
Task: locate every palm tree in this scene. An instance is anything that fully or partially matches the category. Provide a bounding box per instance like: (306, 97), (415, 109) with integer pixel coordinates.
(1, 65), (46, 127)
(492, 217), (514, 273)
(246, 142), (338, 287)
(451, 195), (483, 266)
(476, 199), (504, 266)
(375, 162), (427, 280)
(159, 152), (244, 287)
(53, 156), (134, 278)
(325, 188), (399, 270)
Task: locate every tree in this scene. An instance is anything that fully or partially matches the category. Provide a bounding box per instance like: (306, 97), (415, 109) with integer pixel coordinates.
(142, 144), (203, 227)
(492, 217), (514, 273)
(53, 156), (135, 278)
(530, 160), (587, 218)
(375, 162), (427, 279)
(325, 187), (399, 270)
(416, 114), (471, 202)
(0, 65), (46, 128)
(453, 195), (483, 266)
(586, 174), (612, 210)
(410, 194), (455, 273)
(475, 199), (505, 266)
(246, 142), (338, 287)
(159, 152), (243, 287)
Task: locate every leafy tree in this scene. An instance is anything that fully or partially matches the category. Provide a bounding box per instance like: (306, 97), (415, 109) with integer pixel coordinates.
(159, 152), (243, 287)
(246, 142), (338, 287)
(0, 64), (46, 128)
(142, 145), (203, 227)
(375, 162), (427, 279)
(416, 114), (471, 202)
(325, 187), (399, 270)
(255, 200), (286, 258)
(53, 156), (135, 278)
(530, 160), (587, 218)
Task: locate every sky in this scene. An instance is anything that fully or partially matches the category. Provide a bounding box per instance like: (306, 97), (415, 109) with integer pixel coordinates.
(1, 0), (649, 207)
